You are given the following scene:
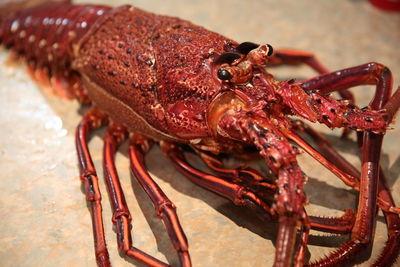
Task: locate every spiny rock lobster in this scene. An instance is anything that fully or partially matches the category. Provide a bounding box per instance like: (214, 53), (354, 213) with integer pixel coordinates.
(0, 0), (400, 266)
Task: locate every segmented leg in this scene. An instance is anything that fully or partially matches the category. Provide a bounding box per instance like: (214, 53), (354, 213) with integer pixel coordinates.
(195, 149), (355, 234)
(294, 217), (311, 267)
(75, 108), (110, 267)
(300, 62), (399, 119)
(290, 120), (399, 214)
(237, 120), (305, 267)
(288, 63), (400, 266)
(129, 135), (191, 267)
(287, 130), (359, 188)
(278, 63), (400, 136)
(286, 127), (400, 219)
(293, 120), (400, 266)
(306, 132), (397, 267)
(298, 62), (400, 215)
(174, 145), (310, 265)
(162, 142), (275, 223)
(26, 63), (91, 103)
(293, 131), (382, 266)
(207, 113), (309, 267)
(374, 172), (400, 267)
(177, 143), (358, 266)
(194, 149), (277, 201)
(168, 143), (358, 266)
(103, 124), (170, 267)
(283, 62), (400, 203)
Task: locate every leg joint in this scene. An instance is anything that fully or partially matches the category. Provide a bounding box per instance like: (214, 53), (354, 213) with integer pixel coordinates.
(118, 243), (131, 255)
(82, 174), (102, 202)
(156, 200), (176, 218)
(112, 208), (132, 224)
(365, 62), (391, 82)
(95, 250), (110, 267)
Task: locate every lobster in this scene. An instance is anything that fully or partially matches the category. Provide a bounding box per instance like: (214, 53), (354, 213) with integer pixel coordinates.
(1, 0), (400, 266)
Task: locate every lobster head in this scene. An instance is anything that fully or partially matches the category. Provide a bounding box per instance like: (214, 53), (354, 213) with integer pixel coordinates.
(206, 42), (277, 140)
(214, 42), (273, 84)
(153, 37), (275, 141)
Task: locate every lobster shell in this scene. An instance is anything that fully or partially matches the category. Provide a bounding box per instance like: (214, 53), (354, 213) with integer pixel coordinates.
(0, 1), (399, 266)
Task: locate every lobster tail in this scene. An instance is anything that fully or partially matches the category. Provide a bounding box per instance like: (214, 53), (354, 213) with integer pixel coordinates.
(0, 0), (71, 16)
(0, 1), (109, 67)
(0, 1), (110, 101)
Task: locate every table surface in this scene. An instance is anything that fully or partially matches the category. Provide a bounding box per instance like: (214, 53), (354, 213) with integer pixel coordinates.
(0, 1), (399, 266)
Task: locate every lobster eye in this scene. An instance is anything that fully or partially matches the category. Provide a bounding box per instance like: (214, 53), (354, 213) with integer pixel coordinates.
(236, 42), (259, 54)
(217, 68), (232, 80)
(215, 52), (241, 64)
(266, 44), (274, 56)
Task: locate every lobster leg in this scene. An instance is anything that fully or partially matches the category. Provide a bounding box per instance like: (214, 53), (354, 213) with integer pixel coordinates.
(268, 48), (354, 138)
(294, 62), (400, 211)
(288, 124), (400, 266)
(103, 124), (170, 267)
(164, 142), (301, 263)
(238, 121), (306, 267)
(216, 113), (309, 266)
(195, 149), (277, 191)
(286, 128), (400, 217)
(292, 118), (400, 266)
(306, 133), (387, 266)
(128, 135), (191, 267)
(287, 131), (360, 188)
(291, 120), (399, 213)
(300, 62), (400, 123)
(172, 143), (356, 265)
(195, 149), (355, 235)
(167, 145), (302, 265)
(294, 217), (311, 267)
(167, 143), (311, 265)
(374, 172), (400, 266)
(287, 130), (395, 266)
(167, 144), (357, 266)
(281, 63), (400, 134)
(162, 142), (275, 223)
(75, 108), (110, 267)
(183, 147), (354, 266)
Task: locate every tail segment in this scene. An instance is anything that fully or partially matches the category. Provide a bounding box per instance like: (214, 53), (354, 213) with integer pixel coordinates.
(0, 1), (110, 69)
(0, 1), (110, 101)
(0, 0), (71, 16)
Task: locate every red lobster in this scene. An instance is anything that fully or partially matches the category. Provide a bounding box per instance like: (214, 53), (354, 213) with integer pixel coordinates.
(1, 1), (400, 266)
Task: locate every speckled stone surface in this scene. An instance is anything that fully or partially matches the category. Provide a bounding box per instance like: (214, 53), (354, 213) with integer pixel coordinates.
(0, 1), (399, 266)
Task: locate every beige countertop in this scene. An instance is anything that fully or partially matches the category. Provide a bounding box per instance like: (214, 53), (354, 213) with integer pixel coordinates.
(0, 1), (399, 266)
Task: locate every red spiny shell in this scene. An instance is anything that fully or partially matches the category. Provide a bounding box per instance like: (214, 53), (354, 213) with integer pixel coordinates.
(74, 6), (239, 139)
